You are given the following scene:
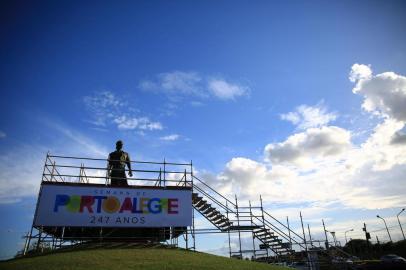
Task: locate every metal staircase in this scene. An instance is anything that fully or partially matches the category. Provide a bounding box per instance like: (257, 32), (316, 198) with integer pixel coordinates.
(190, 175), (354, 265)
(191, 176), (296, 257)
(192, 193), (233, 231)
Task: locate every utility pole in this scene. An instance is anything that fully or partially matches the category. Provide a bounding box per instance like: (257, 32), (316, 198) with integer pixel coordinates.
(362, 223), (370, 248)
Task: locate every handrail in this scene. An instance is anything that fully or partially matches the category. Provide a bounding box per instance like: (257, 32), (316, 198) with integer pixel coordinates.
(193, 184), (236, 215)
(193, 175), (236, 208)
(250, 218), (283, 255)
(46, 164), (192, 175)
(42, 173), (192, 183)
(42, 153), (193, 188)
(262, 210), (351, 258)
(49, 154), (191, 166)
(256, 215), (304, 249)
(263, 210), (306, 242)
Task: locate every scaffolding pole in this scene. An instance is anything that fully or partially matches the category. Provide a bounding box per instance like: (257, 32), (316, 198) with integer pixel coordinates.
(235, 195), (242, 259)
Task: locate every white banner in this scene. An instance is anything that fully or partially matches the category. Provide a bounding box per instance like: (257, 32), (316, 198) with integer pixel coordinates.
(34, 184), (192, 227)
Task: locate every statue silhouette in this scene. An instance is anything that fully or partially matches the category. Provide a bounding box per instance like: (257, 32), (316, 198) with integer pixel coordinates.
(108, 140), (133, 187)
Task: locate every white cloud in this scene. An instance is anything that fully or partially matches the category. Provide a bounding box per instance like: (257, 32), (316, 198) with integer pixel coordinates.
(0, 131), (6, 139)
(351, 64), (406, 121)
(114, 116), (163, 131)
(264, 126), (351, 167)
(210, 64), (406, 209)
(159, 71), (203, 96)
(140, 71), (204, 97)
(139, 71), (250, 101)
(160, 134), (180, 141)
(83, 91), (162, 132)
(207, 79), (249, 100)
(206, 116), (406, 211)
(349, 63), (372, 82)
(83, 91), (124, 127)
(211, 132), (406, 210)
(280, 103), (337, 130)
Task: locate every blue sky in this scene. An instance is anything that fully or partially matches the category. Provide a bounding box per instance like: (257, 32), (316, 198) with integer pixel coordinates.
(1, 0), (406, 259)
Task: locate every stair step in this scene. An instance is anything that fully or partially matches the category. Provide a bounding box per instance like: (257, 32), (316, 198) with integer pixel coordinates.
(213, 218), (229, 225)
(254, 228), (269, 233)
(199, 204), (211, 211)
(228, 225), (260, 230)
(258, 235), (277, 241)
(263, 243), (282, 248)
(255, 231), (274, 237)
(264, 241), (281, 246)
(219, 223), (231, 229)
(192, 196), (203, 203)
(265, 239), (282, 244)
(214, 218), (229, 225)
(207, 211), (219, 218)
(211, 215), (224, 222)
(203, 207), (216, 215)
(195, 200), (206, 208)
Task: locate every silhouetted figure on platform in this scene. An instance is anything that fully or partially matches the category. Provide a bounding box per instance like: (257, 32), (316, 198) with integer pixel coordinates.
(108, 140), (133, 187)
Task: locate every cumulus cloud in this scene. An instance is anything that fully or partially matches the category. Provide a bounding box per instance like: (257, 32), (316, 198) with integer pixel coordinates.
(139, 71), (250, 101)
(160, 134), (180, 141)
(349, 63), (372, 82)
(391, 131), (406, 145)
(280, 102), (337, 130)
(83, 91), (163, 132)
(351, 64), (406, 121)
(211, 131), (406, 210)
(208, 79), (249, 100)
(264, 126), (351, 167)
(208, 104), (406, 211)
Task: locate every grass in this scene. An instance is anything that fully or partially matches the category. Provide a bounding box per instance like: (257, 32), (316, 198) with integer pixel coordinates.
(0, 248), (290, 270)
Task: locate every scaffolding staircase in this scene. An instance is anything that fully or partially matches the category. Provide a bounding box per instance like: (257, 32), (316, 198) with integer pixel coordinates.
(190, 175), (354, 264)
(191, 176), (297, 258)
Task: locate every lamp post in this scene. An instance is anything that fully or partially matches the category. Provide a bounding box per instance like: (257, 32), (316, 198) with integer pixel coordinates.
(329, 231), (338, 247)
(397, 208), (405, 240)
(377, 215), (392, 242)
(345, 229), (354, 244)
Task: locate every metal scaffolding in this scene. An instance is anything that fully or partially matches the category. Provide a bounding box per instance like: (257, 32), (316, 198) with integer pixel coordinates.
(24, 153), (353, 268)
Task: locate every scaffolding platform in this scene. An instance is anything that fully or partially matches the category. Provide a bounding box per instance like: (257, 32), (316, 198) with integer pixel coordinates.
(23, 152), (353, 268)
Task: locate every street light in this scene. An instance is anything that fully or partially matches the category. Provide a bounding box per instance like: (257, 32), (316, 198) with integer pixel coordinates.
(377, 215), (392, 242)
(345, 229), (354, 244)
(397, 208), (405, 240)
(329, 231), (338, 247)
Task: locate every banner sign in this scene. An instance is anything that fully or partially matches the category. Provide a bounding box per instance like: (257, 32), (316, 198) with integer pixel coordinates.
(34, 184), (192, 227)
